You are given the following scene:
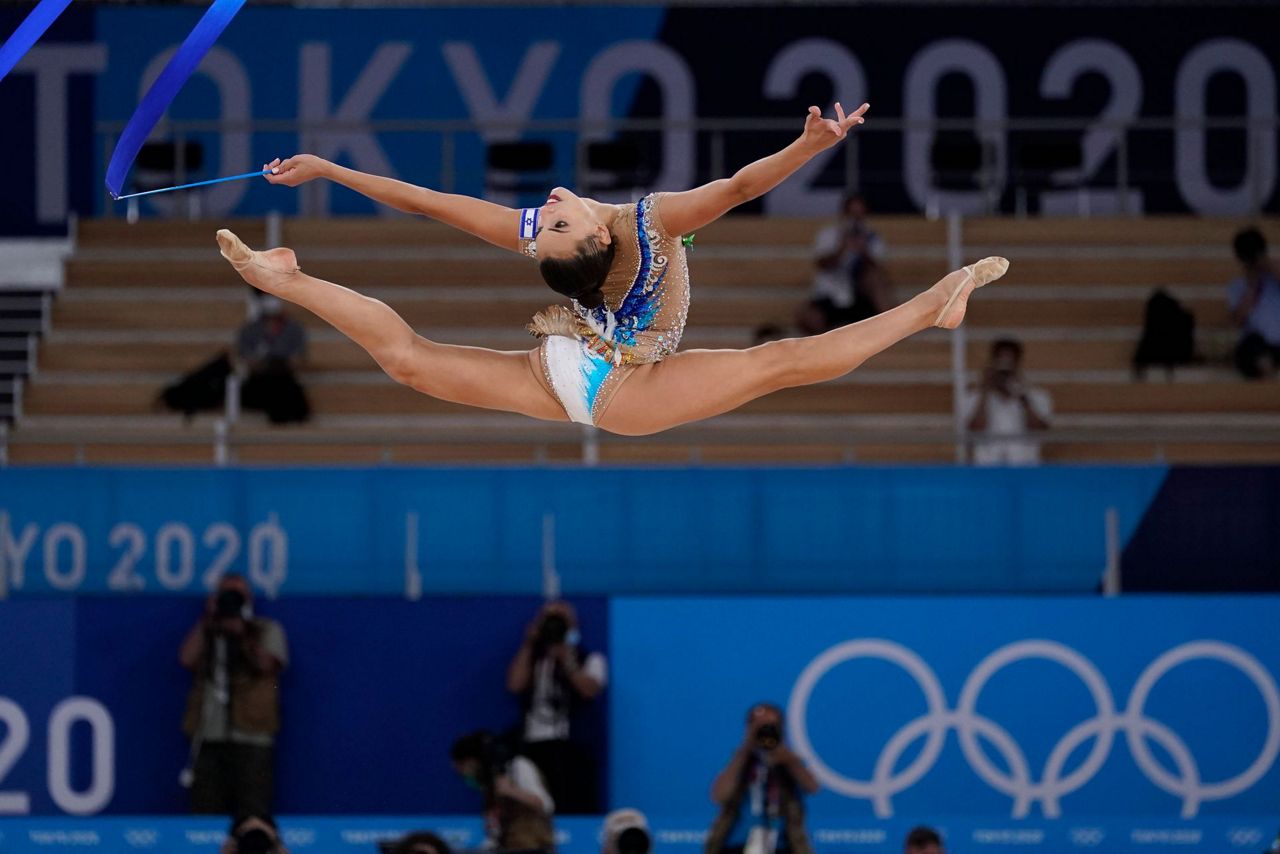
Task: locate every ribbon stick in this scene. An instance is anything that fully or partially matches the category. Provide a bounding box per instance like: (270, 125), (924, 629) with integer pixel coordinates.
(112, 169), (269, 201)
(0, 0), (74, 84)
(105, 0), (246, 199)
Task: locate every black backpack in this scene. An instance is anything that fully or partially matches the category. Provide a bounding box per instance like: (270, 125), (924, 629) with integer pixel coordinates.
(1133, 289), (1195, 377)
(158, 351), (231, 416)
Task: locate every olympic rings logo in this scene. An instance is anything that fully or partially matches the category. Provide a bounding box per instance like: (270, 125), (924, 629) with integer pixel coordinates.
(1068, 827), (1104, 847)
(787, 639), (1280, 818)
(1228, 827), (1265, 848)
(124, 829), (158, 847)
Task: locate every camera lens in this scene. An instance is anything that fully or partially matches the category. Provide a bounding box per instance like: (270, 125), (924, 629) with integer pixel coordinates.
(216, 589), (246, 619)
(539, 614), (569, 645)
(617, 827), (651, 854)
(235, 828), (275, 854)
(755, 723), (781, 749)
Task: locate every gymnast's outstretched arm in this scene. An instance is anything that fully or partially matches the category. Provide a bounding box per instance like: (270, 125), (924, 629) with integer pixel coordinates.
(259, 155), (523, 253)
(656, 102), (869, 237)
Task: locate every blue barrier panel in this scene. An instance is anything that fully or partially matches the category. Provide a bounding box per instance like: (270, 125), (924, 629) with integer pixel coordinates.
(90, 6), (665, 215)
(0, 815), (1275, 853)
(0, 596), (609, 814)
(0, 467), (1170, 595)
(609, 596), (1280, 823)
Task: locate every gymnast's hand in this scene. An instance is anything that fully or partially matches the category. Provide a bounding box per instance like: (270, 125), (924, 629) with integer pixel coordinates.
(799, 101), (869, 154)
(262, 154), (329, 187)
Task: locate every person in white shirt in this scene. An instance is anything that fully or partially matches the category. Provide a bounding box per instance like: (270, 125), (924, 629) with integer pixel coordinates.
(1228, 228), (1280, 379)
(963, 338), (1052, 466)
(506, 601), (607, 814)
(797, 194), (890, 335)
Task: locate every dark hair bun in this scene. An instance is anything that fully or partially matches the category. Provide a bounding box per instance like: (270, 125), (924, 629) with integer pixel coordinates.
(577, 288), (605, 309)
(537, 235), (617, 309)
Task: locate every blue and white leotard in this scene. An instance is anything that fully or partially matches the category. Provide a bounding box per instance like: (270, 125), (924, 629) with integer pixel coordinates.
(524, 193), (691, 426)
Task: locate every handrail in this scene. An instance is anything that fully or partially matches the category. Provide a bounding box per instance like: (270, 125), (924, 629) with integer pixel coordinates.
(5, 423), (1280, 468)
(93, 115), (1279, 134)
(9, 426), (1280, 445)
(96, 112), (1278, 220)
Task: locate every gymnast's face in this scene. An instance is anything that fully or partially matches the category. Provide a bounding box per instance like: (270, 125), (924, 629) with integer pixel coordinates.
(536, 187), (611, 259)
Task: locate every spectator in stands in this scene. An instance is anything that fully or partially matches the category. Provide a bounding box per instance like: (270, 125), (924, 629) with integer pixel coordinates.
(706, 702), (820, 854)
(507, 600), (606, 814)
(963, 338), (1052, 466)
(1229, 228), (1280, 379)
(180, 574), (289, 816)
(797, 193), (890, 335)
(385, 831), (453, 854)
(219, 812), (289, 854)
(903, 826), (945, 854)
(450, 730), (555, 854)
(237, 293), (311, 423)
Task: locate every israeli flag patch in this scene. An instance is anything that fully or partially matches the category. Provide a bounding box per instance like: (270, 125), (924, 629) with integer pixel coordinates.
(519, 207), (540, 240)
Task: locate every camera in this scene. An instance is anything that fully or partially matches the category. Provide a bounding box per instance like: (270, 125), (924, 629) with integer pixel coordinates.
(603, 809), (651, 854)
(538, 613), (569, 646)
(616, 827), (651, 854)
(216, 588), (249, 620)
(755, 722), (781, 750)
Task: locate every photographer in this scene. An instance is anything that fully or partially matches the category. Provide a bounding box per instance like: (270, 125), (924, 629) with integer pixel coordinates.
(706, 703), (820, 854)
(382, 831), (452, 854)
(450, 730), (555, 854)
(904, 826), (945, 854)
(179, 574), (289, 815)
(506, 601), (606, 813)
(797, 193), (890, 335)
(602, 809), (652, 854)
(219, 812), (290, 854)
(963, 337), (1052, 466)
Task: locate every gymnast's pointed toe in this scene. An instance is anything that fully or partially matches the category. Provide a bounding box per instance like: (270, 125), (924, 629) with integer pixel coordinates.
(971, 256), (1010, 286)
(216, 228), (253, 269)
(217, 229), (301, 287)
(933, 256), (1010, 329)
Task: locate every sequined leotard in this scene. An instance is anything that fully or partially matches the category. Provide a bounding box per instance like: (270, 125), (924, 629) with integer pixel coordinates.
(523, 193), (691, 425)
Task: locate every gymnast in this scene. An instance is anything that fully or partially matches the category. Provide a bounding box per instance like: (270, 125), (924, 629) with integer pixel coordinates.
(216, 102), (1008, 434)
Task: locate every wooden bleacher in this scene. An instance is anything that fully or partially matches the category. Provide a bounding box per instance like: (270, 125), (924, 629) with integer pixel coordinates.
(9, 214), (1280, 465)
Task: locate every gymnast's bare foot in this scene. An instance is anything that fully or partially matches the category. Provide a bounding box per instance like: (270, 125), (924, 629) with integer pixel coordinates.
(930, 256), (1009, 329)
(216, 228), (300, 293)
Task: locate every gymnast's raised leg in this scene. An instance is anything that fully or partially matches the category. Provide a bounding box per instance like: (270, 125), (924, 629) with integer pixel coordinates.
(598, 258), (1008, 436)
(215, 230), (567, 422)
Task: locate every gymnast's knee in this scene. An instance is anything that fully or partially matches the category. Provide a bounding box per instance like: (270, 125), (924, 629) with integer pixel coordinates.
(377, 340), (423, 388)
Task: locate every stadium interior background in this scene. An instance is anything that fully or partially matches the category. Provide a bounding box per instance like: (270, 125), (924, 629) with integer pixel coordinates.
(1, 0), (1278, 852)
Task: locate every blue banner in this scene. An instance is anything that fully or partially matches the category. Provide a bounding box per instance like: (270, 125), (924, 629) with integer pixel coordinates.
(0, 815), (1276, 854)
(608, 596), (1280, 822)
(90, 6), (665, 214)
(5, 4), (1280, 231)
(0, 467), (1169, 596)
(2, 591), (1277, 853)
(0, 596), (609, 815)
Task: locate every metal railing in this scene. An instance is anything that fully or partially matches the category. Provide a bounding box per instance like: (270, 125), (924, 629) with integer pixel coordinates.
(5, 421), (1280, 468)
(95, 115), (1280, 218)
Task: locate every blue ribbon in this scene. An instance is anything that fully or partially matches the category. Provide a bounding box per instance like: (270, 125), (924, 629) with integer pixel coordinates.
(105, 0), (246, 199)
(0, 0), (74, 84)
